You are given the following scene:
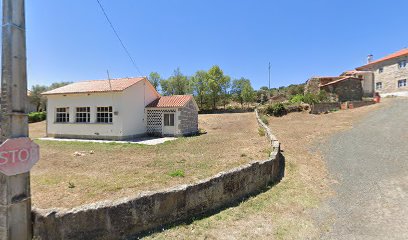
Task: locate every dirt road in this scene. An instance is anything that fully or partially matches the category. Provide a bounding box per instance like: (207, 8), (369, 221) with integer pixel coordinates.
(316, 98), (408, 239)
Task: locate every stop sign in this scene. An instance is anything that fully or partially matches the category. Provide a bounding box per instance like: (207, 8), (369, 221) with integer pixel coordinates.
(0, 137), (40, 176)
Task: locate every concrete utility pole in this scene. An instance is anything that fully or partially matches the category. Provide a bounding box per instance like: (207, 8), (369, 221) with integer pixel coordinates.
(0, 0), (32, 239)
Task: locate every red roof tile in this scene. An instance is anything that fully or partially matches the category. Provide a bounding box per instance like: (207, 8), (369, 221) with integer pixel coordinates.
(357, 48), (408, 70)
(42, 77), (146, 95)
(146, 95), (194, 108)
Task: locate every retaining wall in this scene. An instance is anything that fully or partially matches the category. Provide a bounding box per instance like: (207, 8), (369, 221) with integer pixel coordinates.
(32, 111), (284, 240)
(348, 100), (376, 109)
(310, 102), (341, 114)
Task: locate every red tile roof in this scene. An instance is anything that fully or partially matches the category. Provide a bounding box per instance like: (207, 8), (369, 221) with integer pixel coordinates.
(42, 77), (146, 95)
(357, 48), (408, 70)
(320, 76), (362, 87)
(146, 95), (194, 108)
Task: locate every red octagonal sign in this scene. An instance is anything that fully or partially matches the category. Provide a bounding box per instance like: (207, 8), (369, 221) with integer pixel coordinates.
(0, 138), (40, 176)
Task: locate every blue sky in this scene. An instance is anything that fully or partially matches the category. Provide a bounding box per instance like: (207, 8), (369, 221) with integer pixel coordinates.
(13, 0), (408, 89)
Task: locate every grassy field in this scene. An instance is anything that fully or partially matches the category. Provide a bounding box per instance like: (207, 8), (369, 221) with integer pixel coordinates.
(145, 102), (386, 239)
(30, 113), (269, 209)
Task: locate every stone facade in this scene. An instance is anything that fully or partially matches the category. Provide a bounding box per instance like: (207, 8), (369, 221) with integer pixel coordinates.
(32, 111), (284, 240)
(178, 100), (198, 136)
(320, 78), (363, 102)
(310, 102), (341, 114)
(357, 54), (408, 97)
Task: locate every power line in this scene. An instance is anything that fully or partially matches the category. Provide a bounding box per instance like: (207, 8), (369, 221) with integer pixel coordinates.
(96, 0), (143, 76)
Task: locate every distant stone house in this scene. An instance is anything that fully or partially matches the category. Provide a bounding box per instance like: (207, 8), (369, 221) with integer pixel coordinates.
(340, 70), (374, 97)
(42, 77), (199, 140)
(320, 77), (363, 102)
(356, 48), (408, 97)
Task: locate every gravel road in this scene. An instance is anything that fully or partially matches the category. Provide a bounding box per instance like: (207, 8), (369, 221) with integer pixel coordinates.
(316, 98), (408, 240)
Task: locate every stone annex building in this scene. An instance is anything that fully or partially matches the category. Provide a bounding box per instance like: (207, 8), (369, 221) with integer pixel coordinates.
(42, 77), (199, 140)
(306, 48), (408, 99)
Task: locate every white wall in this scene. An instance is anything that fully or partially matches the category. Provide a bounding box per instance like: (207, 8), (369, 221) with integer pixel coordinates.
(121, 81), (159, 136)
(47, 92), (124, 138)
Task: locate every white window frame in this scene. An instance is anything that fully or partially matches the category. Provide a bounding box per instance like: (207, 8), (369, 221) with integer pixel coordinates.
(75, 107), (90, 123)
(376, 82), (382, 90)
(96, 106), (113, 123)
(398, 79), (407, 88)
(164, 113), (175, 126)
(56, 107), (69, 123)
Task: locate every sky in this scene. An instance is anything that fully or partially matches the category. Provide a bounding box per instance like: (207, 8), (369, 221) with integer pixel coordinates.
(4, 0), (408, 90)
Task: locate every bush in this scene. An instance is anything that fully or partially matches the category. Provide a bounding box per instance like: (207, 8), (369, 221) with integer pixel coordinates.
(258, 127), (265, 136)
(28, 112), (46, 123)
(266, 103), (287, 117)
(289, 94), (304, 104)
(260, 114), (269, 125)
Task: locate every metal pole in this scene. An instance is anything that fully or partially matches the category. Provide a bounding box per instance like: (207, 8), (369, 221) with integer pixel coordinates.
(268, 62), (271, 90)
(0, 0), (31, 239)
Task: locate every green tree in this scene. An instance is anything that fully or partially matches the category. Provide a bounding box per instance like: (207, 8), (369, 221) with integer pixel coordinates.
(191, 70), (209, 109)
(148, 72), (161, 90)
(207, 65), (227, 110)
(160, 68), (191, 96)
(231, 78), (251, 107)
(28, 85), (48, 112)
(48, 82), (72, 90)
(220, 75), (231, 109)
(242, 82), (255, 107)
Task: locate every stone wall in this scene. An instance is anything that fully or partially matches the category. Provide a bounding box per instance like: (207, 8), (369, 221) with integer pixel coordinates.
(321, 78), (363, 102)
(32, 112), (284, 240)
(348, 100), (376, 109)
(178, 100), (198, 136)
(310, 102), (341, 114)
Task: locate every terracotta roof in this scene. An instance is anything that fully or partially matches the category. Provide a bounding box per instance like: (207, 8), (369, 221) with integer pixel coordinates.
(357, 48), (408, 70)
(42, 77), (146, 95)
(320, 76), (362, 87)
(146, 95), (193, 108)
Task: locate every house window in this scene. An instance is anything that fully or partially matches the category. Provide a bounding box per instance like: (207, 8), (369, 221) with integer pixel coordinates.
(56, 107), (69, 123)
(378, 67), (384, 73)
(97, 106), (113, 123)
(398, 79), (407, 88)
(164, 113), (175, 126)
(376, 82), (382, 90)
(75, 107), (90, 123)
(398, 60), (407, 68)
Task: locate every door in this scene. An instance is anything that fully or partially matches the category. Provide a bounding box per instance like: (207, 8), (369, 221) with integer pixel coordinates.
(163, 113), (175, 136)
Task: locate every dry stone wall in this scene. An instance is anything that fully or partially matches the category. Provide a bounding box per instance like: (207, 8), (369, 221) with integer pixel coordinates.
(32, 111), (284, 240)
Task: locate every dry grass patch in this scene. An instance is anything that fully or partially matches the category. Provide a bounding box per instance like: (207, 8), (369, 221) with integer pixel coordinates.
(30, 113), (269, 209)
(146, 101), (387, 239)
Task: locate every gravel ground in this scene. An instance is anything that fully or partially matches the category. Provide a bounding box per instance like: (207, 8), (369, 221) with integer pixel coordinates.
(315, 98), (408, 240)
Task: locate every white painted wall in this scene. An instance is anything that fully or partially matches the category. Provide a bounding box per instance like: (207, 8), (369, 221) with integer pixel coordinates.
(46, 80), (160, 139)
(121, 81), (159, 136)
(46, 92), (123, 138)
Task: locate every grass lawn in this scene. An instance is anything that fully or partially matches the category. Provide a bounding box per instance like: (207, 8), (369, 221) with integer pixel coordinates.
(30, 112), (270, 209)
(145, 101), (386, 239)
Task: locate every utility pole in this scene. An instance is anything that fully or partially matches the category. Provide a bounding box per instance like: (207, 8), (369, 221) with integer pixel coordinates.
(268, 62), (271, 90)
(0, 0), (32, 239)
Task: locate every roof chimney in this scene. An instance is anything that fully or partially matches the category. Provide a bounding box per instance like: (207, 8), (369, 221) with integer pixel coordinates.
(367, 54), (373, 64)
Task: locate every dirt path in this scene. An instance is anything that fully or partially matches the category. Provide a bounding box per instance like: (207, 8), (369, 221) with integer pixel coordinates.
(315, 98), (408, 239)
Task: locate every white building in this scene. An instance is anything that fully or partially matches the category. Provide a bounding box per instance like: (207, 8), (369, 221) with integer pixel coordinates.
(42, 77), (199, 140)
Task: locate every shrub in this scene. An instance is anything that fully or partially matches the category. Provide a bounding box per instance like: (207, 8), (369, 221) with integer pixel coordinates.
(258, 127), (265, 136)
(28, 112), (46, 123)
(260, 114), (269, 125)
(266, 103), (287, 117)
(289, 94), (304, 104)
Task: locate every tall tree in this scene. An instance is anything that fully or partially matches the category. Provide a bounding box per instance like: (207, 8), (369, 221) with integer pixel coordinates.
(148, 72), (161, 90)
(220, 75), (231, 109)
(231, 78), (251, 107)
(207, 65), (225, 110)
(48, 82), (72, 90)
(28, 85), (48, 111)
(191, 70), (209, 109)
(241, 81), (256, 107)
(160, 68), (191, 96)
